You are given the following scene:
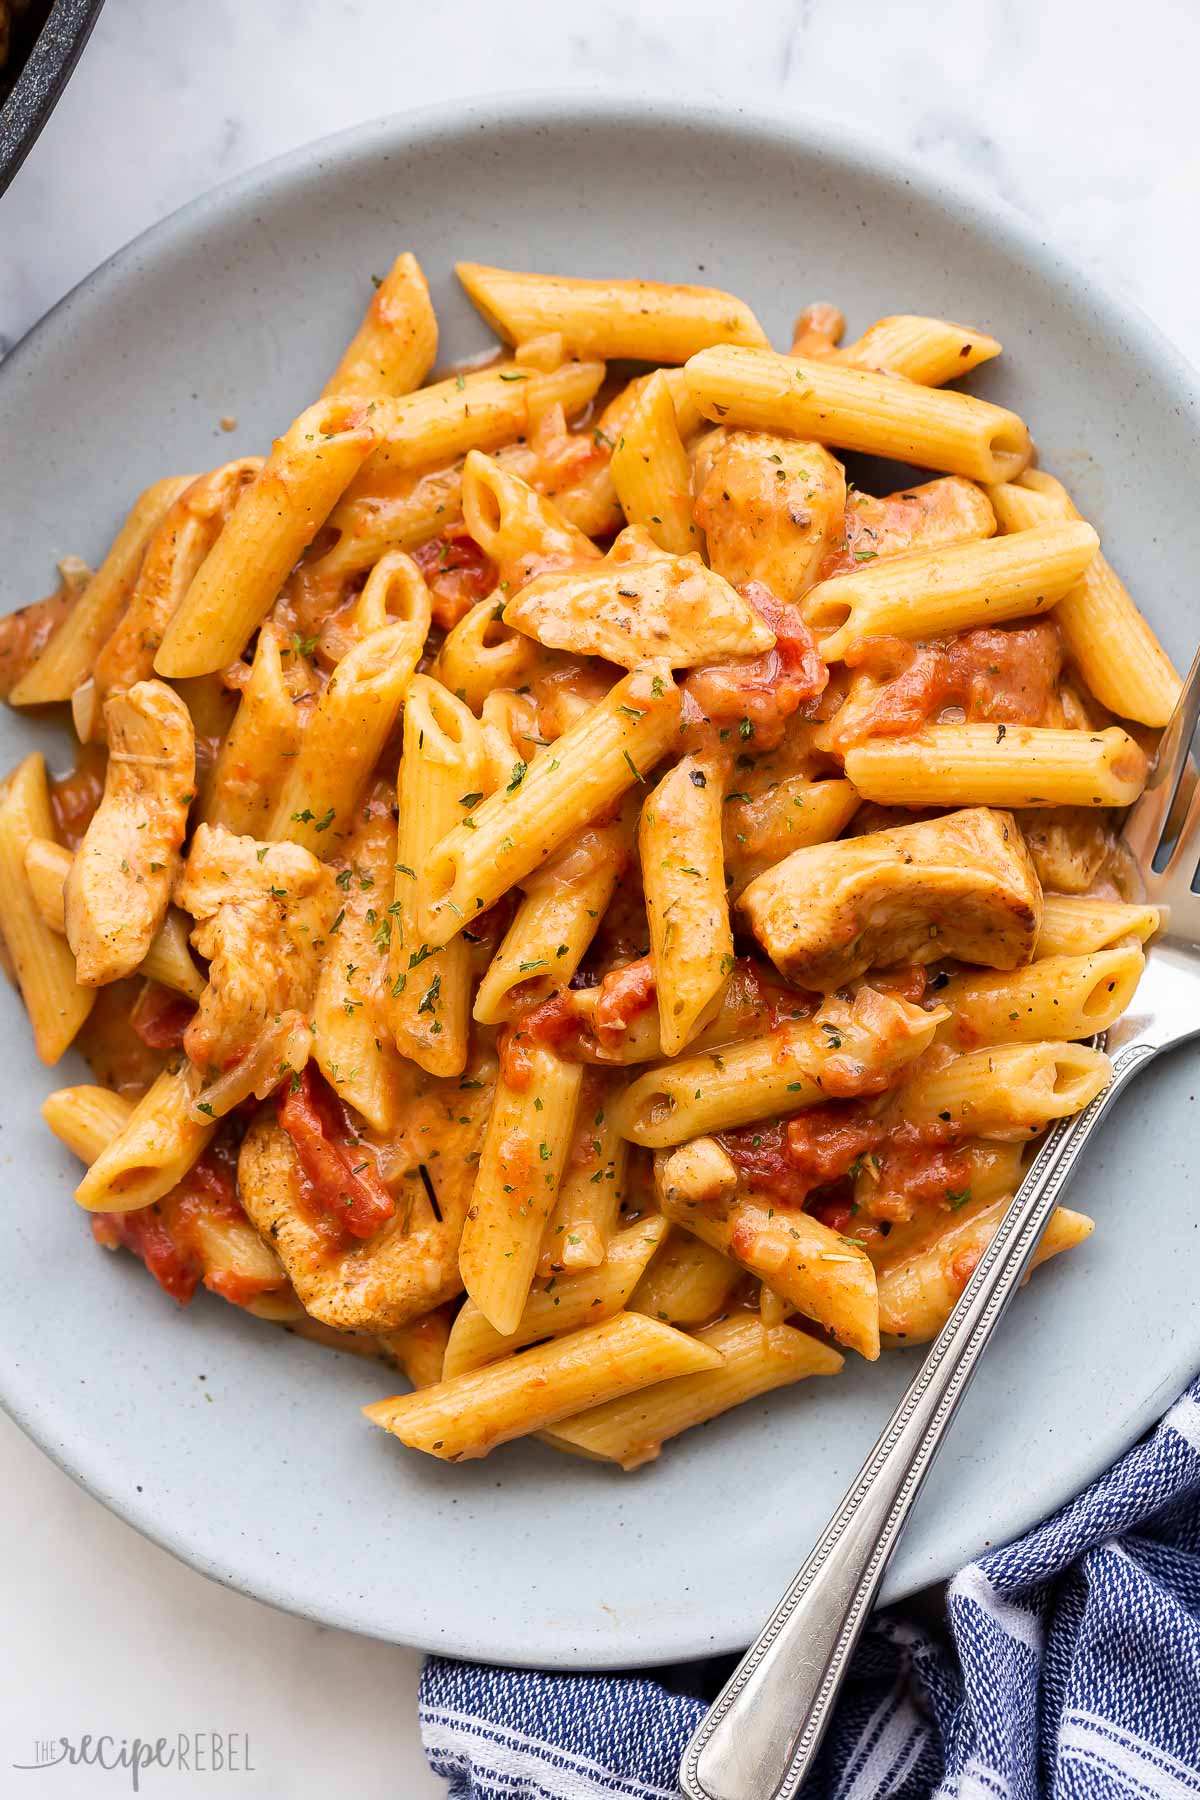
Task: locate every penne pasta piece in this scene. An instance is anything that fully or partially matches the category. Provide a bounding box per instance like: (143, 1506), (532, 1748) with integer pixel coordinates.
(803, 520), (1098, 663)
(461, 449), (600, 591)
(420, 663), (682, 947)
(877, 1198), (1094, 1343)
(685, 346), (1032, 484)
(934, 948), (1144, 1049)
(64, 680), (195, 985)
(93, 459), (263, 700)
(363, 1311), (722, 1461)
(316, 544), (431, 662)
(544, 1314), (843, 1468)
(312, 797), (410, 1131)
(988, 471), (1180, 726)
(458, 1044), (584, 1335)
(722, 777), (859, 897)
(366, 359), (606, 477)
(895, 1040), (1111, 1138)
(610, 369), (699, 554)
(629, 1229), (742, 1327)
(387, 677), (487, 1077)
(456, 262), (768, 363)
(741, 806), (1042, 990)
(1035, 895), (1161, 958)
(835, 315), (1002, 385)
(0, 753), (95, 1062)
(155, 397), (380, 677)
(322, 252), (438, 399)
(443, 1216), (667, 1377)
(198, 625), (304, 836)
(42, 1084), (134, 1163)
(540, 1081), (630, 1272)
(433, 593), (539, 714)
(843, 724), (1148, 811)
(611, 988), (945, 1148)
(9, 476), (196, 706)
(657, 1147), (879, 1358)
(25, 836), (205, 1001)
(503, 552), (773, 669)
(268, 610), (429, 855)
(382, 1307), (455, 1390)
(473, 822), (625, 1025)
(74, 1063), (217, 1213)
(641, 751), (733, 1057)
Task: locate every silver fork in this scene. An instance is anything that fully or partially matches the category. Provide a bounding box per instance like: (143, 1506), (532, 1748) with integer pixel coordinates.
(680, 646), (1200, 1800)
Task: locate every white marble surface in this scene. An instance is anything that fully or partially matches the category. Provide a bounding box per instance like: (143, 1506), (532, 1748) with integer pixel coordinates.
(2, 0), (1200, 1793)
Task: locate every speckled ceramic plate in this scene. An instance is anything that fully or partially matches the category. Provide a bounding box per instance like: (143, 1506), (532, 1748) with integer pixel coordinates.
(1, 97), (1197, 1668)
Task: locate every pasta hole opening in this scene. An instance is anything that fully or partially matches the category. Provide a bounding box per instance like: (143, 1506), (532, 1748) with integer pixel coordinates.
(988, 421), (1032, 482)
(462, 461), (504, 552)
(804, 595), (853, 634)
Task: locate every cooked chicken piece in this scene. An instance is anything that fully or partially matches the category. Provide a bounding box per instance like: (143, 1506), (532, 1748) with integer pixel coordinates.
(693, 433), (845, 601)
(503, 551), (774, 669)
(1015, 807), (1115, 894)
(817, 476), (995, 580)
(740, 806), (1042, 990)
(176, 823), (336, 1072)
(236, 1063), (494, 1332)
(64, 680), (195, 986)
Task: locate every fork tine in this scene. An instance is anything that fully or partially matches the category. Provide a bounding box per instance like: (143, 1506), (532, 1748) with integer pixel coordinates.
(1163, 762), (1200, 886)
(1123, 643), (1200, 871)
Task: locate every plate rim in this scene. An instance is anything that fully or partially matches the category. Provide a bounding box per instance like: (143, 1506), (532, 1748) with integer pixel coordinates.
(2, 90), (1199, 1666)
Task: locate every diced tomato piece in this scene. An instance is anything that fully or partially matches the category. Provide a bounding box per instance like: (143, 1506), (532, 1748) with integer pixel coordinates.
(682, 584), (828, 751)
(277, 1065), (394, 1240)
(593, 956), (656, 1043)
(91, 1206), (201, 1306)
(130, 981), (198, 1051)
(413, 527), (498, 628)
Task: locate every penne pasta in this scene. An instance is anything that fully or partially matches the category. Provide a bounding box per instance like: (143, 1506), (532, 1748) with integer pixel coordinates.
(657, 1145), (879, 1358)
(419, 663), (682, 947)
(843, 724), (1148, 811)
(611, 988), (945, 1148)
(24, 836), (205, 1001)
(312, 798), (410, 1131)
(386, 677), (487, 1077)
(458, 1043), (584, 1335)
(610, 369), (699, 554)
(629, 1230), (742, 1327)
(268, 609), (429, 855)
(42, 1084), (135, 1164)
(433, 594), (540, 714)
(802, 520), (1099, 662)
(988, 470), (1180, 726)
(9, 475), (196, 706)
(540, 1082), (630, 1272)
(835, 314), (1002, 385)
(74, 1063), (217, 1213)
(457, 262), (768, 363)
(934, 948), (1144, 1049)
(473, 822), (625, 1024)
(363, 1311), (723, 1461)
(894, 1040), (1111, 1138)
(322, 252), (438, 399)
(877, 1197), (1094, 1342)
(155, 397), (380, 677)
(544, 1314), (843, 1468)
(640, 751), (733, 1057)
(461, 448), (600, 591)
(365, 358), (606, 477)
(722, 777), (859, 897)
(443, 1215), (667, 1377)
(382, 1307), (454, 1390)
(685, 346), (1032, 483)
(1036, 895), (1161, 959)
(198, 625), (305, 836)
(0, 753), (95, 1062)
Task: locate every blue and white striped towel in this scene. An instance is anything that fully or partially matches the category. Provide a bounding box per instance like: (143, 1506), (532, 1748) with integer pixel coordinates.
(420, 1377), (1200, 1799)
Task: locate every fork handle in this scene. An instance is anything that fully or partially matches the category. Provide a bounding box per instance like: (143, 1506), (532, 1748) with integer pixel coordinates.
(680, 1041), (1153, 1800)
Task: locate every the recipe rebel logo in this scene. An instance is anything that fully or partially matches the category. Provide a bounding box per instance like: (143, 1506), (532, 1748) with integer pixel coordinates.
(12, 1734), (255, 1790)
